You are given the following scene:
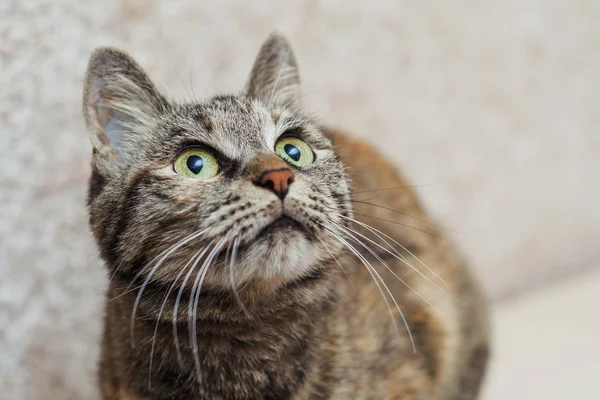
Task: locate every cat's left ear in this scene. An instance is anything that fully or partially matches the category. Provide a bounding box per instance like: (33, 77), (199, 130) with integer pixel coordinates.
(83, 47), (168, 174)
(245, 33), (302, 111)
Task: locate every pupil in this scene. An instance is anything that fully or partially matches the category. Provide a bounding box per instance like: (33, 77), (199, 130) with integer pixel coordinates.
(284, 144), (301, 161)
(186, 155), (204, 174)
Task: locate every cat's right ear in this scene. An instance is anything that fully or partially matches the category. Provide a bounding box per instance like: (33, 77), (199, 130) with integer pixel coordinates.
(245, 33), (302, 111)
(83, 47), (168, 174)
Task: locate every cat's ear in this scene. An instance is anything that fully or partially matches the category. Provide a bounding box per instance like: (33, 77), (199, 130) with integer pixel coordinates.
(83, 47), (168, 172)
(245, 33), (301, 110)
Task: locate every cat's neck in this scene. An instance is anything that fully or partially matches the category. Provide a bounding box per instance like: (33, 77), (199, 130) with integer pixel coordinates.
(104, 267), (339, 398)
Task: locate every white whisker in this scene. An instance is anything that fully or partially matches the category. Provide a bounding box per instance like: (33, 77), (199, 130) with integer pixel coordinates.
(324, 226), (416, 352)
(335, 216), (451, 301)
(316, 236), (355, 292)
(189, 237), (227, 383)
(189, 53), (198, 103)
(336, 223), (442, 317)
(148, 246), (205, 387)
(108, 260), (125, 284)
(229, 236), (250, 318)
(172, 240), (215, 367)
(122, 229), (206, 297)
(340, 215), (447, 284)
(129, 229), (207, 347)
(175, 67), (194, 103)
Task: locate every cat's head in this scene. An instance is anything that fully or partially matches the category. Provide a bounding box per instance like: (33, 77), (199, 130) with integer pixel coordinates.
(83, 34), (352, 291)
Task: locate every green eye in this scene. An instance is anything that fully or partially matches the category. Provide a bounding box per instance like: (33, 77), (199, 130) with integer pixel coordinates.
(174, 148), (220, 179)
(275, 137), (315, 167)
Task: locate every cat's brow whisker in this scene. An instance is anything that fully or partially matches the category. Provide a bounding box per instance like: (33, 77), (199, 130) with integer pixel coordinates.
(149, 246), (206, 388)
(203, 80), (212, 102)
(129, 229), (207, 347)
(189, 237), (227, 383)
(172, 242), (214, 368)
(189, 53), (198, 103)
(350, 200), (463, 235)
(324, 226), (416, 352)
(335, 223), (443, 317)
(340, 215), (449, 286)
(175, 67), (195, 103)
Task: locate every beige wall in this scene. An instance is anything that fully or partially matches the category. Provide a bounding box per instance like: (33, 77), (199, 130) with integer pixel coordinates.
(1, 1), (599, 398)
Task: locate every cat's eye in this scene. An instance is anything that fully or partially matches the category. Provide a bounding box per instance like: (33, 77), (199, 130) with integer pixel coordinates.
(275, 137), (315, 167)
(173, 148), (220, 179)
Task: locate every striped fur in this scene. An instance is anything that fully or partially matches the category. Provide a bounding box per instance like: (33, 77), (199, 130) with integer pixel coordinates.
(83, 33), (489, 399)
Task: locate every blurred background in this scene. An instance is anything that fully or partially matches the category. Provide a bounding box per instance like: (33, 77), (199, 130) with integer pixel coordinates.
(1, 0), (599, 399)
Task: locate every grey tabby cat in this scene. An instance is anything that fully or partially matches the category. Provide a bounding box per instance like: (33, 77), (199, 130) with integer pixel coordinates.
(83, 33), (489, 399)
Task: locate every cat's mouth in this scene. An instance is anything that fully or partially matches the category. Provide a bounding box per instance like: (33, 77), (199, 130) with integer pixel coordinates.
(256, 215), (306, 239)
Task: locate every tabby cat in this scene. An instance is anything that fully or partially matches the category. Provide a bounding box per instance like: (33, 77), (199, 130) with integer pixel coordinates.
(83, 33), (489, 400)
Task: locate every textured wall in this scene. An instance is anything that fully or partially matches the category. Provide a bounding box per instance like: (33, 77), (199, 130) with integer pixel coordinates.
(1, 0), (599, 398)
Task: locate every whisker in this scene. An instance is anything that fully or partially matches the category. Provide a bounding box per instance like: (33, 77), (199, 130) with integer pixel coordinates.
(335, 223), (443, 317)
(340, 215), (448, 285)
(129, 229), (207, 347)
(229, 236), (251, 318)
(337, 216), (449, 296)
(189, 237), (227, 383)
(173, 241), (214, 368)
(108, 284), (146, 303)
(175, 67), (194, 103)
(324, 226), (416, 352)
(352, 181), (441, 195)
(350, 200), (462, 234)
(108, 260), (125, 284)
(148, 246), (205, 388)
(189, 53), (198, 103)
(340, 218), (462, 307)
(351, 211), (441, 238)
(223, 239), (232, 277)
(316, 236), (355, 292)
(203, 80), (212, 102)
(123, 229), (206, 296)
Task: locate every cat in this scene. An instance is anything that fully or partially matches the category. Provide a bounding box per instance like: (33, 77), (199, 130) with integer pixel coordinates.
(83, 33), (489, 400)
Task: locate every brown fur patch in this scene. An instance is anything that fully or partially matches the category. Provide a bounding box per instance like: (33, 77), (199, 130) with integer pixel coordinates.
(272, 112), (280, 124)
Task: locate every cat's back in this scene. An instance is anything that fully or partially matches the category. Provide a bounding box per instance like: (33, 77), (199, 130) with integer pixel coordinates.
(326, 129), (490, 399)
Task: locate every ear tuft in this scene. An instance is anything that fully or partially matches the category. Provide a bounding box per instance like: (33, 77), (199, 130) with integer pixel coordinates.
(82, 47), (168, 170)
(245, 33), (301, 110)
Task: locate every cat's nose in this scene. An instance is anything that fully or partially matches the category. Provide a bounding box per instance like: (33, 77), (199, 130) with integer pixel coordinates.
(254, 168), (295, 200)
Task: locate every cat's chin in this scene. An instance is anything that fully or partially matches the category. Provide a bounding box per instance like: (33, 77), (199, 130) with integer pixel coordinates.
(227, 217), (325, 284)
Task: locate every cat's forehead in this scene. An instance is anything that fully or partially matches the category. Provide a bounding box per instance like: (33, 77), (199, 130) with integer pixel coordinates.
(164, 95), (288, 160)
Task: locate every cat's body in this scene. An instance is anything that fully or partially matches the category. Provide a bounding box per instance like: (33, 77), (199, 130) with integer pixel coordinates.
(84, 34), (489, 400)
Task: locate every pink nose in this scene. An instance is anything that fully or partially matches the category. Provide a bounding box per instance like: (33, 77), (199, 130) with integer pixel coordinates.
(254, 168), (295, 200)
